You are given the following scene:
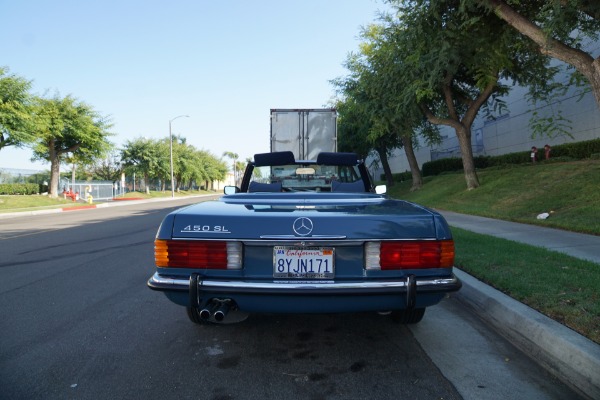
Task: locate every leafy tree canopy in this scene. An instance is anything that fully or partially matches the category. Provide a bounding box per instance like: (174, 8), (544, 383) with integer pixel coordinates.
(0, 66), (34, 150)
(30, 94), (113, 197)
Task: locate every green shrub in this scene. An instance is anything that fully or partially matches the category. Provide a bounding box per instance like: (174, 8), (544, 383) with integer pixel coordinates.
(382, 170), (413, 182)
(487, 151), (530, 167)
(550, 138), (600, 159)
(421, 138), (600, 176)
(0, 183), (39, 195)
(422, 157), (463, 176)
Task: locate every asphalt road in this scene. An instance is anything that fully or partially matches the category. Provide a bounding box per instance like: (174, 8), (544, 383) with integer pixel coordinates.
(0, 198), (580, 400)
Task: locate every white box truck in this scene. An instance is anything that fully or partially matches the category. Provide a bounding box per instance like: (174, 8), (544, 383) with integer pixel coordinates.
(270, 108), (337, 160)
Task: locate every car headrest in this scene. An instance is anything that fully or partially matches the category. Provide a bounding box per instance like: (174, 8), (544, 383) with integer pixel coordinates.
(316, 152), (359, 166)
(331, 179), (366, 192)
(254, 151), (296, 166)
(248, 181), (282, 192)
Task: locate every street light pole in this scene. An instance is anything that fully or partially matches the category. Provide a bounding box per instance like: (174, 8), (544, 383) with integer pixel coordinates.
(169, 114), (189, 198)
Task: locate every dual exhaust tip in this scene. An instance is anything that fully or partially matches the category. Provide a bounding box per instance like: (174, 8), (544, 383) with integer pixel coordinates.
(199, 299), (231, 322)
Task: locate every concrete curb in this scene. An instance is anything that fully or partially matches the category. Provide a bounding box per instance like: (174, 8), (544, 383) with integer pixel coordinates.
(0, 194), (218, 220)
(0, 207), (64, 219)
(455, 268), (600, 400)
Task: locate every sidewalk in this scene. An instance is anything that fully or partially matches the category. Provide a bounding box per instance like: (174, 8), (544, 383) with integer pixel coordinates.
(438, 210), (600, 400)
(441, 210), (600, 264)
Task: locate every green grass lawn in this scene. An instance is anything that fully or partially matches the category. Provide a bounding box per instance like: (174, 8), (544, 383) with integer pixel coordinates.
(386, 159), (600, 343)
(453, 228), (599, 343)
(388, 160), (600, 235)
(0, 194), (81, 212)
(0, 189), (216, 212)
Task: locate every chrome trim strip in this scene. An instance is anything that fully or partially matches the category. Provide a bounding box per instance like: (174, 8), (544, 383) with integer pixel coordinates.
(247, 240), (363, 247)
(165, 238), (438, 244)
(222, 197), (385, 205)
(259, 235), (347, 240)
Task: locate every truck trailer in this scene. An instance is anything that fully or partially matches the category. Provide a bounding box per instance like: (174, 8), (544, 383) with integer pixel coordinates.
(270, 108), (337, 161)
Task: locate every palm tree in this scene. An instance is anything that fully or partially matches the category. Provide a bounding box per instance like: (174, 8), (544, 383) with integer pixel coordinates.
(222, 151), (239, 186)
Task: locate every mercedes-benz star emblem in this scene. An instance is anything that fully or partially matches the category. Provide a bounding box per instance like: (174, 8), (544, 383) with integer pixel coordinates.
(293, 217), (314, 236)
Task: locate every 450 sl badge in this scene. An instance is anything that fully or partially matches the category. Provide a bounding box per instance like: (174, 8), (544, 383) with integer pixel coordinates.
(181, 225), (231, 233)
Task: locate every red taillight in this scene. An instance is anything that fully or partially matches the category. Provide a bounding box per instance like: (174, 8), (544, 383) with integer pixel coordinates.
(154, 240), (241, 269)
(374, 240), (454, 270)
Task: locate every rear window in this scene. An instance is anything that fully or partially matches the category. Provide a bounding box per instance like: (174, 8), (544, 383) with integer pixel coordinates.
(248, 163), (363, 192)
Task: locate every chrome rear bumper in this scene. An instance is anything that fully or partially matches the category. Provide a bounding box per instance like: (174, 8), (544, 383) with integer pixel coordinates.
(147, 272), (462, 296)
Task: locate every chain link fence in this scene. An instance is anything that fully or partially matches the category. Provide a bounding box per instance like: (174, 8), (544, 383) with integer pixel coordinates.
(59, 179), (124, 201)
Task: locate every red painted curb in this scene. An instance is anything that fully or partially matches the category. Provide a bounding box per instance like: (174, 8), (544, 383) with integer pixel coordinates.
(62, 205), (98, 211)
(112, 198), (145, 201)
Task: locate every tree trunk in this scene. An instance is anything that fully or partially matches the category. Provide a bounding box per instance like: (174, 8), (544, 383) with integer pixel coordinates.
(401, 135), (423, 191)
(588, 59), (600, 109)
(376, 146), (394, 187)
(144, 174), (150, 194)
(487, 0), (600, 108)
(456, 125), (479, 190)
(49, 157), (61, 198)
(48, 142), (61, 198)
(71, 163), (76, 190)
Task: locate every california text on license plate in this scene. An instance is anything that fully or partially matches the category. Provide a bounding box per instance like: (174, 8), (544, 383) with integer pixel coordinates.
(273, 246), (334, 279)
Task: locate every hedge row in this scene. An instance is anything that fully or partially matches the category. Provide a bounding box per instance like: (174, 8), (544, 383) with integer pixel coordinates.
(0, 183), (42, 195)
(381, 171), (413, 182)
(421, 138), (600, 177)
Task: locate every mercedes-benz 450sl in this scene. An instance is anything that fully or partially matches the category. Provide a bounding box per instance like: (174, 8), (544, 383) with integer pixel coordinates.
(148, 151), (461, 324)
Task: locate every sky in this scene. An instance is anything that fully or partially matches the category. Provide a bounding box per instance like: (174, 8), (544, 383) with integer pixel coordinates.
(1, 0), (390, 171)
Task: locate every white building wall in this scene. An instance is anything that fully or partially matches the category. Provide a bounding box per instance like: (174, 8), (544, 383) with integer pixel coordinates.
(376, 85), (600, 177)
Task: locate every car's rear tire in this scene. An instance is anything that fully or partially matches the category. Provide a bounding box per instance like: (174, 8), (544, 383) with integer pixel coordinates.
(186, 306), (207, 324)
(390, 307), (425, 324)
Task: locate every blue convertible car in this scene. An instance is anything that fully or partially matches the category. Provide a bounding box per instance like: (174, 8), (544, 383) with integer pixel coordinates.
(148, 151), (461, 324)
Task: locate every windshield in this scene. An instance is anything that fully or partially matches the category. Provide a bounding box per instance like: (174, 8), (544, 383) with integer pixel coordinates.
(248, 163), (364, 193)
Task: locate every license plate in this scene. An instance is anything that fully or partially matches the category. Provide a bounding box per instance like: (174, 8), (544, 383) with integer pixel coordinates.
(273, 246), (334, 279)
